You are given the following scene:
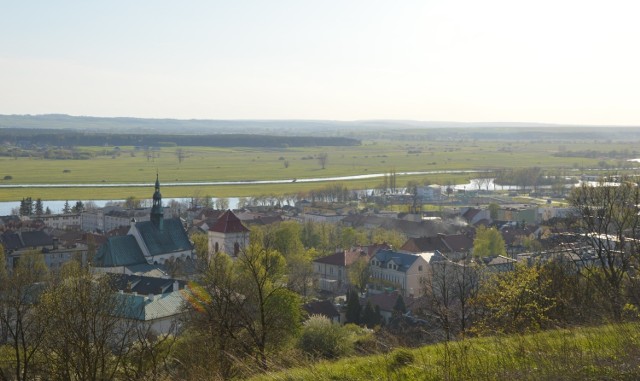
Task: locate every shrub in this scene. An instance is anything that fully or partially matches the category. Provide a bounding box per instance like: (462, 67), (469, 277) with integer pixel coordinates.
(298, 315), (355, 359)
(3, 175), (12, 180)
(389, 348), (414, 370)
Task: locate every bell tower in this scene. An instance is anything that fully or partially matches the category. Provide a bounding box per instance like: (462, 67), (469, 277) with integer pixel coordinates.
(150, 174), (164, 230)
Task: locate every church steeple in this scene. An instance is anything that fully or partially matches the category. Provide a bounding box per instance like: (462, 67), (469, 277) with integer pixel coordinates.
(150, 173), (164, 230)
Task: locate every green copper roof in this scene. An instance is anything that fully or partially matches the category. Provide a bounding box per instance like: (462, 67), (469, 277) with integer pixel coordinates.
(117, 290), (185, 321)
(136, 218), (192, 257)
(95, 235), (147, 267)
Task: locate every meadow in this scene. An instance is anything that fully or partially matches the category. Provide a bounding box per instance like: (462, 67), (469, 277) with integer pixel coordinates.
(249, 323), (640, 381)
(0, 139), (638, 201)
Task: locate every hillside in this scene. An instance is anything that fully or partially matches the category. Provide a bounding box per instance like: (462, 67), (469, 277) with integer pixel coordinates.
(250, 323), (640, 381)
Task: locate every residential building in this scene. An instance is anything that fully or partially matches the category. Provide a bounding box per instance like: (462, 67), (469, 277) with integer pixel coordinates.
(369, 249), (433, 297)
(313, 244), (390, 293)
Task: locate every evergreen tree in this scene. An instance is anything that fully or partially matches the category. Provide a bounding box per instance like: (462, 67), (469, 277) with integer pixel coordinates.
(362, 300), (382, 328)
(72, 201), (85, 213)
(62, 200), (71, 214)
(45, 207), (52, 215)
(393, 295), (407, 315)
(19, 197), (33, 216)
(345, 289), (362, 325)
(34, 198), (44, 215)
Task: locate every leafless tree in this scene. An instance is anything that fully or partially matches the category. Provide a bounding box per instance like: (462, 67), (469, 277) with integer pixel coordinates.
(317, 153), (328, 169)
(567, 181), (640, 320)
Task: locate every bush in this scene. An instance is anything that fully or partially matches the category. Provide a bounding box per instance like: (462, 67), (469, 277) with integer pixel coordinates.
(389, 348), (415, 370)
(3, 175), (12, 180)
(298, 315), (355, 359)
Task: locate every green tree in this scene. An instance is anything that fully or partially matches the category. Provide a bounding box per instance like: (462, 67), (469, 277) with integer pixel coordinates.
(393, 295), (407, 315)
(287, 248), (317, 298)
(488, 203), (500, 220)
(62, 200), (71, 214)
(0, 250), (49, 381)
(361, 300), (382, 328)
(348, 256), (371, 293)
(183, 244), (301, 374)
(473, 264), (555, 334)
(34, 198), (44, 215)
(473, 226), (506, 258)
(345, 289), (362, 325)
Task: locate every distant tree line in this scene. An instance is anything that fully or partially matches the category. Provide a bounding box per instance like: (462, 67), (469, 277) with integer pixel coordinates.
(0, 129), (360, 148)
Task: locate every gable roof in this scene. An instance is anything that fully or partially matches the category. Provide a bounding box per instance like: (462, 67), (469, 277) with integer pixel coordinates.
(20, 230), (54, 247)
(401, 236), (449, 253)
(372, 249), (423, 272)
(314, 243), (391, 267)
(95, 235), (146, 267)
(135, 218), (192, 256)
(363, 291), (416, 313)
(118, 290), (185, 321)
(1, 232), (23, 251)
(209, 210), (249, 233)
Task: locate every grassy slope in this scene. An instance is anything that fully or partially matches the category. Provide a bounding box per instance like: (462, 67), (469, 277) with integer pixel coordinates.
(0, 140), (637, 201)
(251, 324), (640, 381)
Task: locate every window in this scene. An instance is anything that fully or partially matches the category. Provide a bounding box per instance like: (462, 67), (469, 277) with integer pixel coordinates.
(214, 242), (219, 253)
(234, 242), (240, 255)
(419, 265), (423, 272)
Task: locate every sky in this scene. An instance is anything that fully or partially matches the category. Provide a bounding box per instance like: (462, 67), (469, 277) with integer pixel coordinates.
(1, 0), (639, 125)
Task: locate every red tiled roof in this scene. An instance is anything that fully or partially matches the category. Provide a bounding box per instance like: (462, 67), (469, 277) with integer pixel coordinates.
(209, 210), (249, 233)
(314, 244), (389, 267)
(314, 251), (348, 266)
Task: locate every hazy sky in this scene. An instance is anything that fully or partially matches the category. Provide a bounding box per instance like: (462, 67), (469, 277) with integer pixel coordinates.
(1, 1), (639, 125)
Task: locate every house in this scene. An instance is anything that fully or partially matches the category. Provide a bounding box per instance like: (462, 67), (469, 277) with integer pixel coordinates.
(1, 229), (88, 270)
(369, 249), (433, 297)
(37, 213), (81, 230)
(313, 243), (390, 293)
(401, 233), (474, 260)
(208, 210), (250, 257)
(81, 206), (151, 233)
(94, 176), (194, 273)
(362, 290), (417, 323)
(461, 208), (491, 225)
(416, 184), (442, 201)
(109, 273), (187, 334)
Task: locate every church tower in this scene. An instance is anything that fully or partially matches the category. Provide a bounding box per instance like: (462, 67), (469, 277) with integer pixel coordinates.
(150, 174), (164, 230)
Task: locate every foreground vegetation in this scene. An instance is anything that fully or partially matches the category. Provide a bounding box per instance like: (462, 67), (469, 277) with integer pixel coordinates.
(250, 323), (640, 381)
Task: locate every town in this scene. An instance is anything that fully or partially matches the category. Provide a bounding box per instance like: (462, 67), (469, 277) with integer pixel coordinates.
(0, 169), (637, 379)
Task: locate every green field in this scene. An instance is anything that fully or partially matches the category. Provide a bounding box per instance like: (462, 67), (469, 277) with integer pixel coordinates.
(249, 323), (640, 381)
(1, 140), (638, 201)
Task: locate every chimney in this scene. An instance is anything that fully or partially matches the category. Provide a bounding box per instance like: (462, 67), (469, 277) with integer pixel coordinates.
(148, 293), (154, 301)
(173, 280), (180, 292)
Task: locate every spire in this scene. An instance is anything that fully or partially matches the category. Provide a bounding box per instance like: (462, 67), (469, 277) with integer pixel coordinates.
(151, 174), (164, 230)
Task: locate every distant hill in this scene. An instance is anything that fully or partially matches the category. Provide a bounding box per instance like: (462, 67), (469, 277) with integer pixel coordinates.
(0, 114), (577, 135)
(1, 114), (639, 141)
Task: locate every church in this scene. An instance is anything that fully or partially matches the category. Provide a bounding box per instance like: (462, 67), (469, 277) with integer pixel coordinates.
(94, 176), (194, 273)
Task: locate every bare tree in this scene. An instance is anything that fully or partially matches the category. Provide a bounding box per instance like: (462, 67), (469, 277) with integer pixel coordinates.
(567, 181), (640, 320)
(39, 265), (135, 381)
(0, 250), (49, 381)
(175, 148), (187, 163)
(317, 153), (328, 169)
